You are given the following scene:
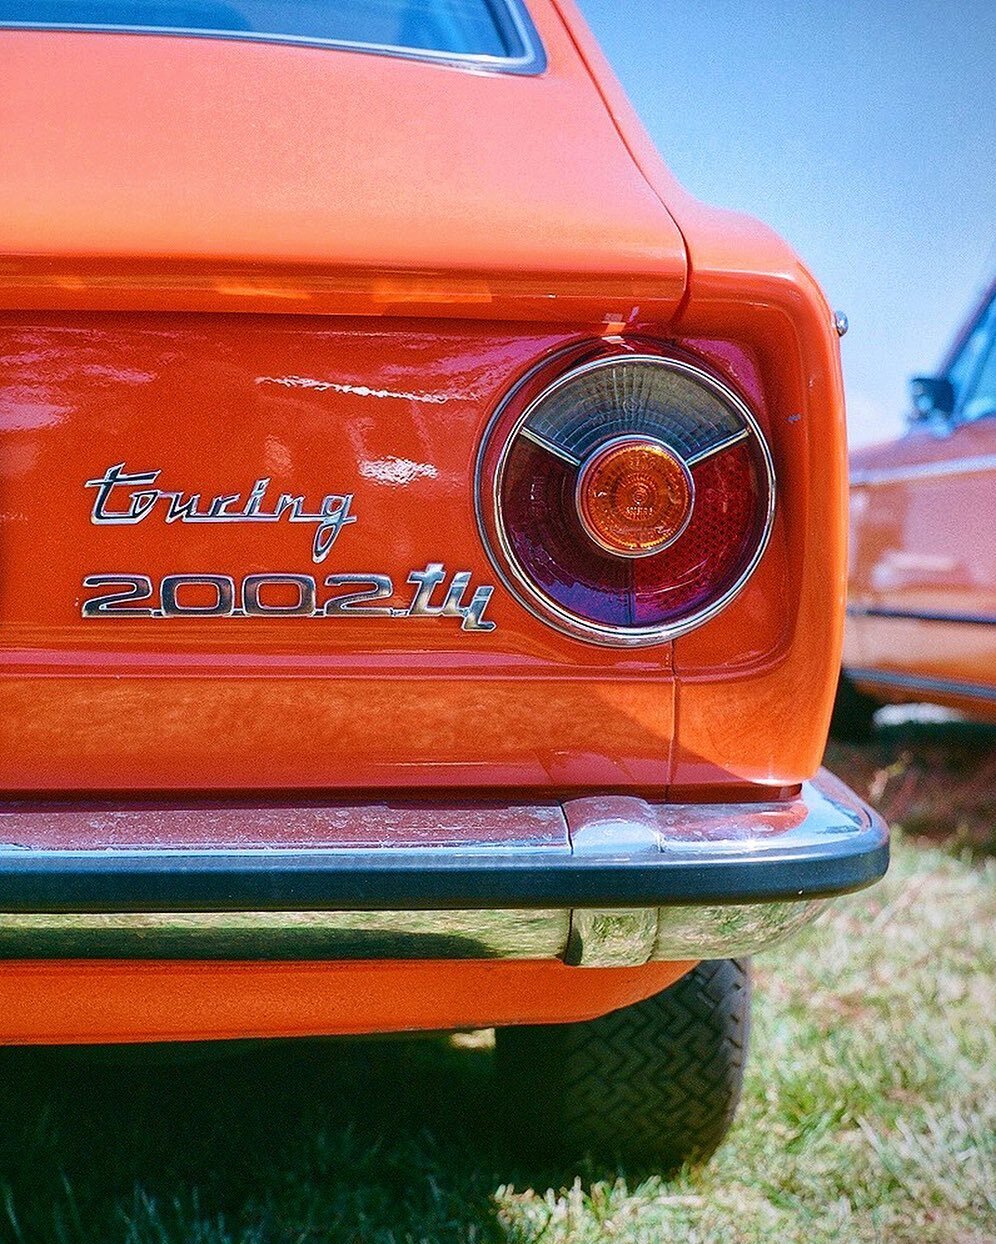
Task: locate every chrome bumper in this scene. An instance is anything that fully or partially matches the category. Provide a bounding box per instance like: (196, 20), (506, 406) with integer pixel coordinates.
(0, 769), (887, 967)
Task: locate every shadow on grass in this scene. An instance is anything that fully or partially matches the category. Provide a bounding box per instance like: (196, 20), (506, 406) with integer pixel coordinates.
(874, 716), (996, 749)
(0, 1034), (612, 1243)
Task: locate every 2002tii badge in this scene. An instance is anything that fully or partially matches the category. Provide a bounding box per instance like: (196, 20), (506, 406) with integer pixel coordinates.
(81, 463), (496, 630)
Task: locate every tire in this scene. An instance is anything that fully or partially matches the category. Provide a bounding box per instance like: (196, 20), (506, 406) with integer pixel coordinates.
(829, 671), (879, 743)
(496, 958), (750, 1170)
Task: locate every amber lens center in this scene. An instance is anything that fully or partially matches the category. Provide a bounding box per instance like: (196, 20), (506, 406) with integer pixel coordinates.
(577, 439), (693, 556)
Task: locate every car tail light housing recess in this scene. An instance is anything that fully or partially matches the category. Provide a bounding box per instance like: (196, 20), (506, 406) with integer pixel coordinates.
(476, 349), (776, 647)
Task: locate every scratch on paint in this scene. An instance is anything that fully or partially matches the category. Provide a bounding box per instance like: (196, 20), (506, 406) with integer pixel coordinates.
(256, 375), (452, 404)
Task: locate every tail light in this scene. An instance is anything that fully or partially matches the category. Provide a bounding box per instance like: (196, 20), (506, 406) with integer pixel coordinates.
(476, 349), (775, 646)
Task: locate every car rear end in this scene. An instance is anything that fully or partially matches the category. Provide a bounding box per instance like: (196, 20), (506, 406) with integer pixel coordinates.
(0, 0), (886, 1167)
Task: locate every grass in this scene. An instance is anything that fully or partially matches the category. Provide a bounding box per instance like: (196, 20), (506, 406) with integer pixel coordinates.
(826, 714), (996, 857)
(1, 728), (994, 1243)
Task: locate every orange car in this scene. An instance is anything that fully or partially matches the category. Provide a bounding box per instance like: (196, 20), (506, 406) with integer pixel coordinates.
(836, 278), (996, 738)
(0, 0), (887, 1166)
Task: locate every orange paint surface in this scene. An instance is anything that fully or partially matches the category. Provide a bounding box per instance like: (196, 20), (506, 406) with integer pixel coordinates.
(0, 306), (845, 793)
(844, 280), (996, 721)
(0, 5), (687, 320)
(0, 0), (851, 1042)
(0, 958), (695, 1045)
(0, 318), (683, 791)
(0, 2), (849, 797)
(556, 0), (850, 788)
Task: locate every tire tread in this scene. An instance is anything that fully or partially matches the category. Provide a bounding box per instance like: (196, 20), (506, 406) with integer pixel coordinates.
(497, 958), (750, 1168)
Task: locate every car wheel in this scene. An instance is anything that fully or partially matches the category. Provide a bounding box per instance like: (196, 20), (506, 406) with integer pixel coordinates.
(829, 671), (879, 743)
(496, 958), (750, 1170)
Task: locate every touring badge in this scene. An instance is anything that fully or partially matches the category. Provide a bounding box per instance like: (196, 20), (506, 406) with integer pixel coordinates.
(81, 464), (495, 631)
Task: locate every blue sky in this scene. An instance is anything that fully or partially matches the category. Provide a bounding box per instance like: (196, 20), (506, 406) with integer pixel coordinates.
(577, 0), (996, 447)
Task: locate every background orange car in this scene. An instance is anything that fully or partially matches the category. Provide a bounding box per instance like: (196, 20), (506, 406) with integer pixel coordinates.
(836, 277), (996, 738)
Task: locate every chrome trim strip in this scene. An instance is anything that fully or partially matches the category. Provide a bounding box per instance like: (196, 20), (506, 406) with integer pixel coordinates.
(651, 898), (828, 960)
(475, 352), (777, 648)
(685, 426), (750, 466)
(518, 424), (581, 466)
(847, 605), (996, 627)
(566, 908), (659, 967)
(0, 772), (888, 964)
(0, 909), (569, 962)
(0, 900), (826, 965)
(851, 454), (996, 487)
(0, 0), (546, 75)
(845, 666), (996, 703)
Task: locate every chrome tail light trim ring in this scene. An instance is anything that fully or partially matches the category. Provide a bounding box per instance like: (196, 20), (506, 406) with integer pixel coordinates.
(475, 351), (777, 648)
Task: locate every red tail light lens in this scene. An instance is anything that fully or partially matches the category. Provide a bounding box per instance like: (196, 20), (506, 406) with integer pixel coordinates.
(477, 351), (775, 646)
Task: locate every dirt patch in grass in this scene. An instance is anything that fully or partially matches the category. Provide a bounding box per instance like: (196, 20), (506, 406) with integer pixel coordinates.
(826, 718), (996, 856)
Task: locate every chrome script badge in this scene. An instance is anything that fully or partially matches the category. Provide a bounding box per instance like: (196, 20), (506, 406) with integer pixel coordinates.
(86, 462), (355, 563)
(81, 465), (496, 631)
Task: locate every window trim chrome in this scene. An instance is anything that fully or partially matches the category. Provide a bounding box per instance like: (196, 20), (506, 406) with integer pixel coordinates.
(0, 0), (547, 75)
(475, 352), (777, 648)
(847, 604), (996, 627)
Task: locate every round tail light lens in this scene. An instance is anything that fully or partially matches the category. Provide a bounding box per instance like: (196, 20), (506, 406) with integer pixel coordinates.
(476, 351), (775, 646)
(576, 437), (694, 557)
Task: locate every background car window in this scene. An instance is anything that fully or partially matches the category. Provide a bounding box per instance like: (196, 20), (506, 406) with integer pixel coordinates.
(961, 330), (996, 422)
(0, 0), (529, 58)
(946, 293), (996, 416)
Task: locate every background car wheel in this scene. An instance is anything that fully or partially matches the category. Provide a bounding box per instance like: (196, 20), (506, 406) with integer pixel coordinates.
(496, 958), (750, 1170)
(830, 671), (880, 743)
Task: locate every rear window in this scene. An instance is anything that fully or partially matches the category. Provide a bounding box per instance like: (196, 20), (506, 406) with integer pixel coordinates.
(0, 0), (544, 68)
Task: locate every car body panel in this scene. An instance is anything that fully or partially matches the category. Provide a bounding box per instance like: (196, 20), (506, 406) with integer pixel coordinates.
(0, 958), (695, 1044)
(844, 280), (996, 720)
(0, 298), (846, 794)
(552, 2), (850, 781)
(0, 0), (882, 1041)
(0, 10), (687, 320)
(1, 317), (683, 791)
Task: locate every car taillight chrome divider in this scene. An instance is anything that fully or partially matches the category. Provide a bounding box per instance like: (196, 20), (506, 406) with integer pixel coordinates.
(518, 423), (582, 466)
(684, 425), (751, 467)
(475, 350), (777, 647)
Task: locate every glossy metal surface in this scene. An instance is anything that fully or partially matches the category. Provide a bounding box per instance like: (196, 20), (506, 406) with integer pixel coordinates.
(0, 0), (865, 1043)
(0, 771), (887, 968)
(0, 320), (682, 790)
(651, 898), (827, 959)
(0, 7), (687, 320)
(0, 298), (840, 792)
(554, 0), (852, 786)
(1, 0), (852, 794)
(0, 909), (570, 961)
(0, 898), (827, 965)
